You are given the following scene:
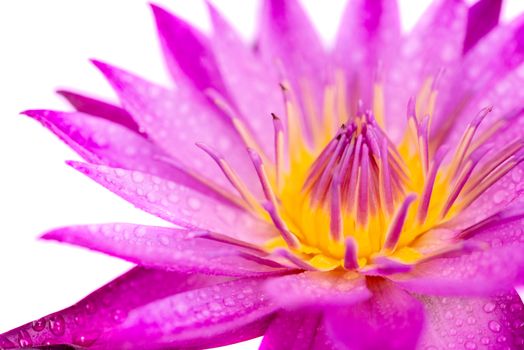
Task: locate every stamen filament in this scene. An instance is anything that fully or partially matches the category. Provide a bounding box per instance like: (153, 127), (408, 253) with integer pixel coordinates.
(343, 237), (359, 270)
(196, 143), (262, 213)
(383, 195), (416, 251)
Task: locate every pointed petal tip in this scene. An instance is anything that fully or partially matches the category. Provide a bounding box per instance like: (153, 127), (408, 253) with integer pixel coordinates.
(20, 109), (60, 121)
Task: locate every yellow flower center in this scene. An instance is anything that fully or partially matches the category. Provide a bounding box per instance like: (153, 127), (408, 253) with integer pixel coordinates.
(207, 72), (520, 272)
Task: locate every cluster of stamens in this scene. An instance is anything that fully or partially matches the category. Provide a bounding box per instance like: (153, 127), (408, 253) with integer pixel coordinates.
(202, 73), (524, 272)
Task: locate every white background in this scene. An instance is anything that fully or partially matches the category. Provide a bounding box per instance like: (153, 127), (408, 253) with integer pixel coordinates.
(0, 1), (523, 349)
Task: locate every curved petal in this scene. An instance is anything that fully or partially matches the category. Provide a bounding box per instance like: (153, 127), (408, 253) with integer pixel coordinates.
(390, 244), (524, 296)
(42, 223), (288, 277)
(434, 15), (524, 145)
(324, 277), (425, 350)
(264, 271), (371, 310)
(0, 268), (275, 349)
(334, 0), (400, 107)
(150, 4), (227, 95)
(260, 311), (341, 350)
(417, 289), (524, 349)
(257, 0), (327, 141)
(92, 60), (263, 196)
(460, 206), (524, 245)
(68, 162), (276, 244)
(56, 90), (141, 135)
(207, 3), (284, 160)
(462, 0), (502, 53)
(22, 110), (206, 187)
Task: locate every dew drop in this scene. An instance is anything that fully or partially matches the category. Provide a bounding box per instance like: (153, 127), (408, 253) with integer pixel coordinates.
(111, 309), (126, 324)
(493, 190), (506, 204)
(224, 297), (236, 307)
(49, 315), (66, 336)
(72, 331), (99, 347)
(159, 235), (170, 246)
(134, 226), (147, 238)
(168, 193), (179, 203)
(489, 320), (502, 333)
(187, 197), (202, 210)
(483, 302), (496, 313)
(480, 337), (490, 345)
(32, 318), (47, 332)
(17, 330), (32, 347)
(85, 303), (97, 315)
(464, 341), (477, 349)
(131, 171), (145, 183)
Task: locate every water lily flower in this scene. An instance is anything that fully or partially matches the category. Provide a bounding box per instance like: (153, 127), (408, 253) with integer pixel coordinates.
(2, 0), (524, 349)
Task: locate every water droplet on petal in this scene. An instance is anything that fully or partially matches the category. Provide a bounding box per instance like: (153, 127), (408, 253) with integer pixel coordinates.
(32, 318), (46, 332)
(224, 297), (236, 307)
(111, 309), (126, 323)
(72, 330), (100, 347)
(187, 197), (201, 210)
(489, 320), (502, 333)
(131, 171), (144, 183)
(17, 330), (32, 348)
(483, 302), (496, 313)
(464, 341), (477, 349)
(49, 314), (66, 336)
(493, 190), (506, 204)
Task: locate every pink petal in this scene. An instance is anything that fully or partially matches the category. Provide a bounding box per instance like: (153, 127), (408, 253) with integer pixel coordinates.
(434, 15), (524, 144)
(92, 60), (263, 196)
(23, 110), (196, 185)
(385, 0), (468, 139)
(324, 278), (425, 350)
(418, 289), (524, 349)
(462, 0), (502, 53)
(257, 0), (327, 141)
(264, 271), (371, 309)
(68, 161), (276, 244)
(390, 244), (524, 296)
(334, 0), (400, 107)
(207, 3), (284, 160)
(260, 311), (341, 350)
(0, 268), (275, 349)
(150, 4), (227, 95)
(43, 223), (289, 277)
(56, 90), (141, 135)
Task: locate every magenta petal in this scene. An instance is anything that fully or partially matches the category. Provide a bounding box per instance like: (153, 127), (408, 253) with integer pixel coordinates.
(264, 271), (371, 309)
(462, 207), (524, 245)
(260, 311), (341, 350)
(418, 289), (524, 349)
(257, 0), (326, 140)
(150, 4), (227, 95)
(325, 278), (425, 350)
(56, 90), (141, 135)
(43, 223), (288, 277)
(386, 0), (467, 136)
(435, 15), (524, 143)
(391, 244), (524, 296)
(92, 60), (263, 196)
(23, 110), (193, 183)
(334, 0), (400, 107)
(462, 0), (502, 53)
(68, 162), (276, 244)
(207, 3), (284, 160)
(0, 268), (275, 349)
